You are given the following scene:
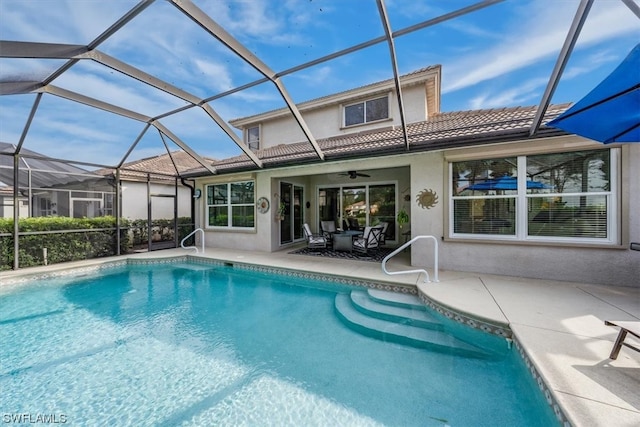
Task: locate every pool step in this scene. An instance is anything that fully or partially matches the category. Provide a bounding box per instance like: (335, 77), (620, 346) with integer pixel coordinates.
(349, 290), (444, 331)
(335, 290), (488, 358)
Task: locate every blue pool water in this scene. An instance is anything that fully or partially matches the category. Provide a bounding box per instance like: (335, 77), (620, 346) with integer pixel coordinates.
(0, 262), (558, 426)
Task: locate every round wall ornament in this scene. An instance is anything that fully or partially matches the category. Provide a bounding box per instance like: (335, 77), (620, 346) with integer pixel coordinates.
(257, 197), (270, 213)
(416, 188), (439, 209)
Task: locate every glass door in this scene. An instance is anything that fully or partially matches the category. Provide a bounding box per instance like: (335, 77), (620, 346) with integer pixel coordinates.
(342, 186), (366, 230)
(279, 182), (304, 245)
(71, 198), (102, 218)
(318, 187), (340, 230)
(318, 183), (397, 240)
(368, 184), (396, 240)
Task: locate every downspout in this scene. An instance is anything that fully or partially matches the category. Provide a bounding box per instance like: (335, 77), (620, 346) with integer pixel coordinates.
(12, 154), (19, 270)
(180, 177), (196, 238)
(147, 173), (152, 251)
(115, 168), (121, 255)
(174, 177), (178, 248)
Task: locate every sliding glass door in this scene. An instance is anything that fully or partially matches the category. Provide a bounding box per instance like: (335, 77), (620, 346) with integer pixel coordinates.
(369, 184), (396, 240)
(280, 182), (304, 245)
(318, 184), (396, 240)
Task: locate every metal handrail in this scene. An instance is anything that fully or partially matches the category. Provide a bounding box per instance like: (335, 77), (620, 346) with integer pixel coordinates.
(381, 235), (438, 283)
(181, 228), (204, 254)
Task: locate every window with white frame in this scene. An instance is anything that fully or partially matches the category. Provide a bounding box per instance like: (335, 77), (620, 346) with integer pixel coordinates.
(344, 95), (389, 127)
(450, 149), (617, 243)
(246, 126), (260, 151)
(206, 181), (255, 228)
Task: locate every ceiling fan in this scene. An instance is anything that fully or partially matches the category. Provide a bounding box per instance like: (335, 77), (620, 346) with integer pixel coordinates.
(340, 170), (371, 179)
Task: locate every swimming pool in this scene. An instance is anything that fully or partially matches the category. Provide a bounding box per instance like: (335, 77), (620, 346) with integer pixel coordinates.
(1, 259), (559, 426)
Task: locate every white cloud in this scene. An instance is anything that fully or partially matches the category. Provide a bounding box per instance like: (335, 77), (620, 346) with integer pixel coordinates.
(467, 76), (548, 110)
(442, 1), (638, 93)
(193, 59), (234, 92)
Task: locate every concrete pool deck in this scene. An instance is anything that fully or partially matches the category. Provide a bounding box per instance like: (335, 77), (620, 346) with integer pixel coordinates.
(1, 246), (638, 426)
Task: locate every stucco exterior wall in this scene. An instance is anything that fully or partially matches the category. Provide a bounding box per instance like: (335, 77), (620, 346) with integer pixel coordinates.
(195, 157), (412, 253)
(406, 140), (640, 288)
(260, 85), (428, 149)
(193, 138), (638, 288)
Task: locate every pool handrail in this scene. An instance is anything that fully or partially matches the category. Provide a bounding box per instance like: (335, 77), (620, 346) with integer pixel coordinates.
(181, 228), (205, 254)
(381, 235), (438, 283)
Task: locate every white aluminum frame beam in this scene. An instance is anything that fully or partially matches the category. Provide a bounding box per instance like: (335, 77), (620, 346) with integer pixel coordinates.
(529, 0), (593, 136)
(38, 85), (216, 174)
(78, 50), (264, 167)
(622, 0), (640, 19)
(170, 0), (325, 161)
(1, 0), (504, 166)
(376, 0), (409, 150)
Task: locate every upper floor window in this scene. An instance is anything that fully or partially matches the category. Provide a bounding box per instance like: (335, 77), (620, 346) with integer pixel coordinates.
(344, 95), (389, 127)
(449, 149), (618, 244)
(206, 181), (255, 229)
(246, 126), (260, 151)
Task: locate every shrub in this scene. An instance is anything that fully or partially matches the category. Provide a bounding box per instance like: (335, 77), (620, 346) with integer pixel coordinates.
(0, 216), (131, 271)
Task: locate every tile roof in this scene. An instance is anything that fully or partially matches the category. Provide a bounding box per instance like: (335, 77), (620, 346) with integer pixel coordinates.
(185, 103), (572, 177)
(95, 151), (216, 181)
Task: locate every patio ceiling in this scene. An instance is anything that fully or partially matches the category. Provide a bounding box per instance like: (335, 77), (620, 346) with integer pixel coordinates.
(1, 0), (639, 178)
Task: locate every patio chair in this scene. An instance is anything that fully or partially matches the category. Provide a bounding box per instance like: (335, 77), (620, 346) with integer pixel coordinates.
(303, 223), (328, 250)
(347, 217), (361, 231)
(352, 226), (382, 257)
(375, 222), (389, 246)
(604, 320), (640, 359)
(320, 220), (338, 245)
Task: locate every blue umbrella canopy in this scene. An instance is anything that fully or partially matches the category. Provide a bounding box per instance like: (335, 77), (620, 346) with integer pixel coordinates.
(548, 43), (640, 144)
(467, 176), (548, 191)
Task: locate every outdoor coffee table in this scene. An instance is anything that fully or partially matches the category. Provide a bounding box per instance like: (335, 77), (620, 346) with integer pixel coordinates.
(333, 231), (362, 252)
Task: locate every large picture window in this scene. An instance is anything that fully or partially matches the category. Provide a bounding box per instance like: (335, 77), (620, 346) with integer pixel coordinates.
(206, 181), (255, 228)
(344, 95), (389, 127)
(450, 149), (617, 244)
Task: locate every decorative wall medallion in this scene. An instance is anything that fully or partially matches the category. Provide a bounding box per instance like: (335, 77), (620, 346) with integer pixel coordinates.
(257, 197), (270, 213)
(416, 188), (439, 209)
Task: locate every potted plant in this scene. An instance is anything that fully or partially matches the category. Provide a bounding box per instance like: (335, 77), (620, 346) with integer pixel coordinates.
(397, 209), (409, 229)
(276, 202), (286, 221)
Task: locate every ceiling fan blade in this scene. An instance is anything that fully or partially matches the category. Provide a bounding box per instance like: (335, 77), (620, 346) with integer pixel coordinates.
(338, 170), (370, 179)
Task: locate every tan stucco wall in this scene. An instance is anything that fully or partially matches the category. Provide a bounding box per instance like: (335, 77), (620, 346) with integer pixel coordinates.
(406, 137), (640, 288)
(194, 137), (639, 288)
(260, 85), (428, 149)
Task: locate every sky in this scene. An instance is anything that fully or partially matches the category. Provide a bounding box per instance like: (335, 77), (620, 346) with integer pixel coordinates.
(0, 0), (638, 169)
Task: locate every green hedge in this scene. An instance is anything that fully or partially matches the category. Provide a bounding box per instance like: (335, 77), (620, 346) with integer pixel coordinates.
(0, 216), (131, 271)
(0, 216), (195, 271)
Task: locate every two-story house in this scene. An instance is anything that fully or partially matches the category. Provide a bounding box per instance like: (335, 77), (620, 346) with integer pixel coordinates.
(188, 65), (639, 287)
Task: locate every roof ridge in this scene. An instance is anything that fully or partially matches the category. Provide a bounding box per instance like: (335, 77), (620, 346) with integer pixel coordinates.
(208, 103), (571, 167)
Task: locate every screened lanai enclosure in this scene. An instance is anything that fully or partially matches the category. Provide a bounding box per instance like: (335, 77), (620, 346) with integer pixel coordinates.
(1, 0), (638, 270)
(0, 141), (197, 270)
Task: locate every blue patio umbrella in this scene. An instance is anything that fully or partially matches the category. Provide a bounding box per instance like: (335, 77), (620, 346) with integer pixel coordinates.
(547, 43), (640, 144)
(467, 176), (548, 191)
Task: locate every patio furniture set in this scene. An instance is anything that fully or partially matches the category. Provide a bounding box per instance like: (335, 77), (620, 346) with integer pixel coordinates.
(302, 221), (387, 257)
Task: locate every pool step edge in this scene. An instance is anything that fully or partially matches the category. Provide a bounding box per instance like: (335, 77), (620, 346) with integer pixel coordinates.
(350, 290), (443, 331)
(334, 293), (489, 358)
